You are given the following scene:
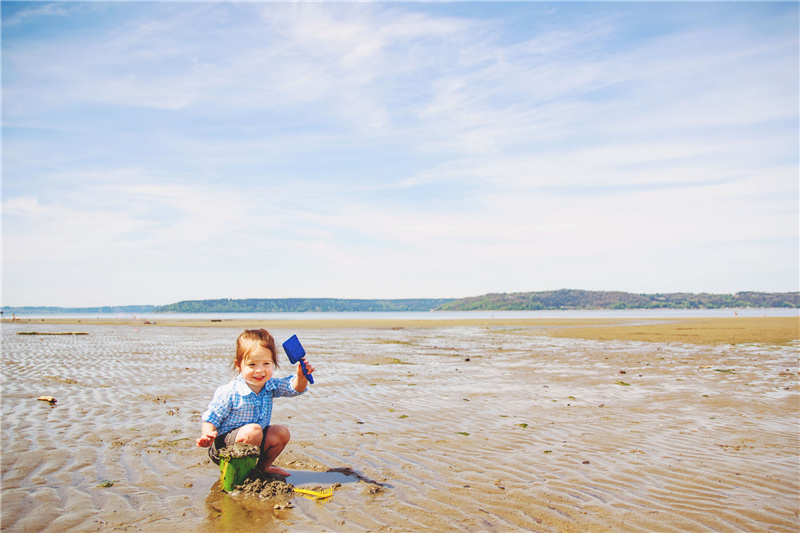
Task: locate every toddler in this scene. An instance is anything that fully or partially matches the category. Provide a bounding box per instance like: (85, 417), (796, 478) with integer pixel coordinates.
(196, 328), (314, 476)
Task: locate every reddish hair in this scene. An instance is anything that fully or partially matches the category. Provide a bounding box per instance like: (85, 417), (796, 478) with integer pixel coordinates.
(234, 329), (279, 372)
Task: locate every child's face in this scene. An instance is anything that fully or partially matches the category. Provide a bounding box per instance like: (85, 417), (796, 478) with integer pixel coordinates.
(239, 345), (275, 392)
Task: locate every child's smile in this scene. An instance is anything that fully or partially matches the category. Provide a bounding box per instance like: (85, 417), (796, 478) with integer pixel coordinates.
(239, 346), (275, 393)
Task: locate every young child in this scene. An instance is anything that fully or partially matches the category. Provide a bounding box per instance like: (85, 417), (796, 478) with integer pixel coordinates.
(196, 328), (314, 476)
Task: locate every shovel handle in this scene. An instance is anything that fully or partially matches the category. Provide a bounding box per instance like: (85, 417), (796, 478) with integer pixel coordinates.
(300, 359), (314, 384)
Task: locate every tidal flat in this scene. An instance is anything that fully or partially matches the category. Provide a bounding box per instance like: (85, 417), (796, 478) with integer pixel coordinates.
(2, 317), (798, 532)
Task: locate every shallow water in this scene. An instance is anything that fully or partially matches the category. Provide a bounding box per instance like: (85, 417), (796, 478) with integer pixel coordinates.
(2, 322), (798, 532)
(285, 469), (357, 488)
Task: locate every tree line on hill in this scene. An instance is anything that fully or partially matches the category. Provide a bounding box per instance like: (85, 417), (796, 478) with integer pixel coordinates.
(437, 290), (799, 311)
(153, 298), (453, 313)
(3, 290), (797, 315)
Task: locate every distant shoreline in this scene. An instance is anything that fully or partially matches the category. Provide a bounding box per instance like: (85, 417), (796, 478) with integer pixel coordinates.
(2, 307), (797, 322)
(3, 289), (797, 315)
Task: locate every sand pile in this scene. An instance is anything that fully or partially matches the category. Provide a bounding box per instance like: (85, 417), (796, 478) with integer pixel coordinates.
(217, 442), (259, 460)
(234, 476), (294, 498)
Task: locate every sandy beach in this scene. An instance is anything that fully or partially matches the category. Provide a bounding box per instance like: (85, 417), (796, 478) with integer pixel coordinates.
(2, 316), (798, 532)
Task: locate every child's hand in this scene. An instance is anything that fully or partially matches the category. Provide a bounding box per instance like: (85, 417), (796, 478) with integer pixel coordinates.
(292, 358), (315, 392)
(196, 430), (217, 448)
(298, 358), (315, 377)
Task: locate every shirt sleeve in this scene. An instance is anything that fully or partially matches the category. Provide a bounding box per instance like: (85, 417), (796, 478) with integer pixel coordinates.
(202, 383), (233, 428)
(273, 374), (305, 398)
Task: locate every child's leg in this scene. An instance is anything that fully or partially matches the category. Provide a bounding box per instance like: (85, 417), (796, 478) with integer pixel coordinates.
(257, 425), (291, 476)
(233, 423), (264, 447)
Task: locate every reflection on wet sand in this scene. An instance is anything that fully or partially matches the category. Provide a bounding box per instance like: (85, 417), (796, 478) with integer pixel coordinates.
(204, 481), (283, 532)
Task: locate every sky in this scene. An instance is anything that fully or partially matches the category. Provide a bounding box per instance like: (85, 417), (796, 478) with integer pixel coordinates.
(2, 1), (798, 307)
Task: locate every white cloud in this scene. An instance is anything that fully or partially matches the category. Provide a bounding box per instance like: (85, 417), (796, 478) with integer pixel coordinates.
(1, 2), (72, 27)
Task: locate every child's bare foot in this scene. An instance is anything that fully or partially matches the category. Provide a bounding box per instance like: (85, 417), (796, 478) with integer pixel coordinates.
(262, 465), (290, 477)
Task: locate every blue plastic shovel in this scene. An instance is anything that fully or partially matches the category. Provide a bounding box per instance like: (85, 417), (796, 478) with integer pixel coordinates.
(282, 334), (314, 384)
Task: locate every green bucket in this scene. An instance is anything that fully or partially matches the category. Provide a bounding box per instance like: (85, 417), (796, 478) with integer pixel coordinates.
(219, 456), (258, 492)
(218, 443), (260, 492)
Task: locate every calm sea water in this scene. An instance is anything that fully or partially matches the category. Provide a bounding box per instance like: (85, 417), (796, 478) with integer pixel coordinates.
(7, 308), (798, 320)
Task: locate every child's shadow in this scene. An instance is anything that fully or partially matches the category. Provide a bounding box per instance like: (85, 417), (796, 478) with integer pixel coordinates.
(325, 466), (393, 490)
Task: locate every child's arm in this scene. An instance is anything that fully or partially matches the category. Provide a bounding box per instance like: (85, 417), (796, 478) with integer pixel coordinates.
(292, 358), (315, 392)
(196, 421), (218, 448)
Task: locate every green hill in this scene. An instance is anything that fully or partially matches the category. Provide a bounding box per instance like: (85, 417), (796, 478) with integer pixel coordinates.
(438, 290), (799, 311)
(4, 291), (796, 315)
(153, 298), (452, 313)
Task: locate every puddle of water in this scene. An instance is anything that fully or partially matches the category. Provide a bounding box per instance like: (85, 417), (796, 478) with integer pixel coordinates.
(286, 469), (357, 487)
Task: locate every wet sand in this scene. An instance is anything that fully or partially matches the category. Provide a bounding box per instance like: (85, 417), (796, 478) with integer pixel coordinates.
(2, 317), (798, 532)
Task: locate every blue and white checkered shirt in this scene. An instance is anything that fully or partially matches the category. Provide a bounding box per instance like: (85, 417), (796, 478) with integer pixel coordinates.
(201, 374), (304, 435)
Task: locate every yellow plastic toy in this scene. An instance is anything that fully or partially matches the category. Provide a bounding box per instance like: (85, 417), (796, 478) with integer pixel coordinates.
(294, 487), (334, 500)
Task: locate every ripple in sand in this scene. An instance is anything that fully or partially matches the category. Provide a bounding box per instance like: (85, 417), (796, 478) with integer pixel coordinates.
(2, 322), (797, 532)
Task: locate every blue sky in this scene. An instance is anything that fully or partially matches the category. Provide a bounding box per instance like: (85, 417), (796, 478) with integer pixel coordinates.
(2, 1), (798, 307)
